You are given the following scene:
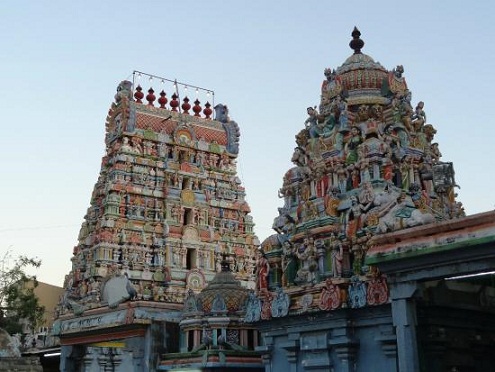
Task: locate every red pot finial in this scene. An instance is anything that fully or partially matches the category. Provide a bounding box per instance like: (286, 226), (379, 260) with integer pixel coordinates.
(170, 93), (179, 112)
(146, 88), (156, 106)
(158, 90), (168, 109)
(182, 96), (191, 115)
(134, 85), (144, 103)
(203, 101), (212, 119)
(192, 99), (202, 117)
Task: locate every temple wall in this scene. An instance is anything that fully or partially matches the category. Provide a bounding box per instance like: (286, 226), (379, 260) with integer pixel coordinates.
(60, 335), (147, 372)
(257, 305), (395, 372)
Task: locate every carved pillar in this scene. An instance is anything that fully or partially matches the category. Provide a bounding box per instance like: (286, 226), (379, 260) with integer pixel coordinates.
(286, 349), (298, 372)
(194, 329), (200, 348)
(240, 329), (247, 348)
(376, 328), (398, 372)
(324, 325), (358, 372)
(112, 348), (123, 370)
(253, 330), (260, 348)
(329, 336), (358, 372)
(257, 334), (273, 372)
(257, 345), (273, 372)
(98, 346), (121, 372)
(376, 333), (397, 358)
(82, 347), (95, 372)
(97, 348), (109, 371)
(390, 281), (420, 372)
(280, 338), (299, 372)
(301, 332), (333, 371)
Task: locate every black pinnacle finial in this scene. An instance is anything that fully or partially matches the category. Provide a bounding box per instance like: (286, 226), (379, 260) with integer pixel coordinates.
(349, 26), (364, 54)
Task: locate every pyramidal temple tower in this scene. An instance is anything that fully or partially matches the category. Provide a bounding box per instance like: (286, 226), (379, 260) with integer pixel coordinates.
(52, 74), (259, 370)
(252, 27), (463, 299)
(244, 28), (470, 370)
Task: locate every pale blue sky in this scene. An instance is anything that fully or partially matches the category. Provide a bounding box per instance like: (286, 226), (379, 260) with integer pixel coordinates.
(1, 1), (494, 286)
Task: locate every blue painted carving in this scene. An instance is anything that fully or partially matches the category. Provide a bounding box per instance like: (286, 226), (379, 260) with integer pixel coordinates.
(271, 287), (290, 317)
(223, 121), (240, 154)
(349, 276), (367, 308)
(244, 291), (261, 322)
(115, 80), (133, 102)
(214, 104), (240, 154)
(184, 289), (201, 313)
(214, 104), (229, 123)
(211, 293), (227, 313)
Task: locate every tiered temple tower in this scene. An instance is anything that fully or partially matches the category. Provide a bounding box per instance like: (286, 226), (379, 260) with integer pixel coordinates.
(245, 28), (467, 370)
(53, 75), (259, 371)
(253, 26), (464, 304)
(250, 27), (463, 312)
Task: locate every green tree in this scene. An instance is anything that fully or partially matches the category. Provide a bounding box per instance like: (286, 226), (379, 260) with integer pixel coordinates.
(0, 251), (45, 335)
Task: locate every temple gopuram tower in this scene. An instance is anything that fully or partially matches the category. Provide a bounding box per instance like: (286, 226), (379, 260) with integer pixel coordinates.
(255, 26), (463, 301)
(244, 28), (495, 372)
(52, 74), (259, 371)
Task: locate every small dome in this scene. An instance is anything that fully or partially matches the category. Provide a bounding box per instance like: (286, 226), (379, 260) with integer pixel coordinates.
(337, 53), (387, 74)
(320, 28), (391, 107)
(196, 268), (249, 314)
(337, 53), (389, 106)
(261, 233), (286, 253)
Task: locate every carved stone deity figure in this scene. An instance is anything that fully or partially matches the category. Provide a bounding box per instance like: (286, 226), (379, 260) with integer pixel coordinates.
(255, 249), (270, 293)
(212, 293), (227, 313)
(411, 101), (426, 132)
(324, 186), (341, 217)
(315, 238), (327, 275)
(319, 279), (342, 310)
(295, 238), (318, 284)
(271, 287), (290, 317)
(281, 240), (297, 287)
(244, 291), (262, 323)
(345, 126), (363, 166)
(330, 234), (343, 278)
(321, 67), (343, 107)
(382, 65), (408, 98)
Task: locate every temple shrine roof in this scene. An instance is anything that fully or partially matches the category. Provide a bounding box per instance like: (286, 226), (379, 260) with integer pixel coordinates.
(248, 27), (465, 321)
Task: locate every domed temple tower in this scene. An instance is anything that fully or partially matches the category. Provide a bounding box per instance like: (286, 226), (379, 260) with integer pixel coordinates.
(52, 75), (259, 371)
(159, 258), (263, 370)
(245, 28), (495, 372)
(254, 26), (463, 312)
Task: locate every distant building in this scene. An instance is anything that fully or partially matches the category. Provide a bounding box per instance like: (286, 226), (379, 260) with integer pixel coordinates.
(34, 282), (64, 331)
(27, 281), (64, 356)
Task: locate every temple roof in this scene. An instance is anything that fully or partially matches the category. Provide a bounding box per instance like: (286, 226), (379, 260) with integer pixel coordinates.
(194, 259), (249, 315)
(337, 52), (387, 74)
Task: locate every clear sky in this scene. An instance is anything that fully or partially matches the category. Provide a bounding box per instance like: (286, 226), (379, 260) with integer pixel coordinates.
(1, 1), (494, 286)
